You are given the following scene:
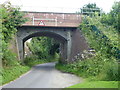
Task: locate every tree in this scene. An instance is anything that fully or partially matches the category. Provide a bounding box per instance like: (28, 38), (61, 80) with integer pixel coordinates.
(101, 1), (120, 32)
(28, 37), (59, 59)
(1, 2), (27, 42)
(81, 3), (101, 16)
(1, 2), (27, 66)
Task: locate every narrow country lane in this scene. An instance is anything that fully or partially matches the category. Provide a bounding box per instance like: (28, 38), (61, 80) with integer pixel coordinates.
(2, 62), (82, 88)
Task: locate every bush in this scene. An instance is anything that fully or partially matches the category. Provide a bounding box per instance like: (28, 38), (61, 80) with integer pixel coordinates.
(1, 2), (29, 85)
(100, 61), (119, 81)
(27, 37), (60, 60)
(56, 13), (119, 81)
(24, 55), (43, 67)
(56, 55), (119, 81)
(1, 2), (27, 67)
(2, 50), (19, 67)
(24, 54), (59, 67)
(1, 65), (30, 85)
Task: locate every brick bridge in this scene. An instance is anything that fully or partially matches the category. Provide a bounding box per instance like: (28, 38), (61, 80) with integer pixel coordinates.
(17, 12), (89, 63)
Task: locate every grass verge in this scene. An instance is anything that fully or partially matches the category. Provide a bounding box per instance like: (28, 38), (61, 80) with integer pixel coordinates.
(68, 81), (118, 88)
(1, 65), (30, 85)
(55, 61), (119, 88)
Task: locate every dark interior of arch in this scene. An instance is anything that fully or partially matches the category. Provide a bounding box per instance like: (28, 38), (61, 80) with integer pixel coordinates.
(23, 32), (67, 43)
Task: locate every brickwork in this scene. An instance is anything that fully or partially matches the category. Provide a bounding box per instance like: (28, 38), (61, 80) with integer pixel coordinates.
(23, 12), (82, 27)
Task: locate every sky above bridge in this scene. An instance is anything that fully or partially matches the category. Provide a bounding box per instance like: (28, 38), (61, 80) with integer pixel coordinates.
(0, 0), (119, 13)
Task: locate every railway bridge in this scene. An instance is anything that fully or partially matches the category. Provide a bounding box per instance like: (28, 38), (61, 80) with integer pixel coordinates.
(17, 12), (89, 63)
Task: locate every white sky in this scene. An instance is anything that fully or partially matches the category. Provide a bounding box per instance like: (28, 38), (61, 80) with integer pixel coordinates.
(0, 0), (119, 13)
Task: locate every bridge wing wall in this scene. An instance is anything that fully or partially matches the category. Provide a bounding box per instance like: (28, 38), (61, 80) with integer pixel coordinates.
(23, 12), (82, 27)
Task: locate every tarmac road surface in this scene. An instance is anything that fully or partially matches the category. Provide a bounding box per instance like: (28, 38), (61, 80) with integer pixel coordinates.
(2, 62), (82, 88)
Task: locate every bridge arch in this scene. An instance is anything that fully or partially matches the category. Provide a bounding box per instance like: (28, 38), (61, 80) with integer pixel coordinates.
(23, 31), (67, 43)
(17, 26), (71, 63)
(23, 31), (68, 62)
(16, 26), (89, 63)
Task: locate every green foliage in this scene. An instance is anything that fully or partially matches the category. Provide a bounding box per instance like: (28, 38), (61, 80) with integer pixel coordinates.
(100, 61), (119, 81)
(80, 13), (119, 60)
(24, 53), (59, 67)
(56, 56), (119, 81)
(24, 55), (45, 67)
(0, 2), (30, 85)
(27, 37), (60, 60)
(80, 3), (101, 16)
(2, 49), (19, 67)
(24, 37), (60, 68)
(56, 2), (119, 81)
(68, 81), (118, 88)
(1, 2), (27, 67)
(1, 65), (30, 85)
(1, 2), (27, 42)
(101, 2), (120, 32)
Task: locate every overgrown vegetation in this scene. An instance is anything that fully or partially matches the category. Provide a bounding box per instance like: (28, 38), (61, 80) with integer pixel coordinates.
(1, 2), (26, 67)
(56, 2), (120, 84)
(1, 65), (30, 85)
(24, 53), (59, 67)
(27, 37), (59, 59)
(0, 2), (29, 85)
(24, 37), (60, 67)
